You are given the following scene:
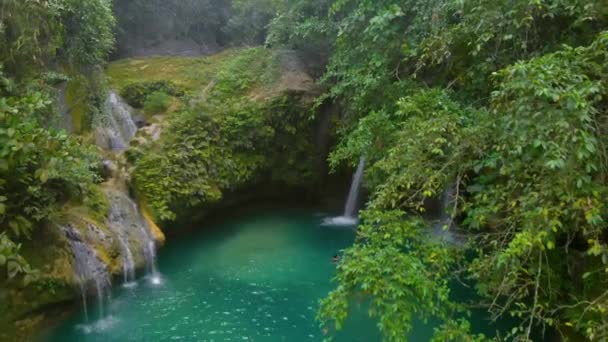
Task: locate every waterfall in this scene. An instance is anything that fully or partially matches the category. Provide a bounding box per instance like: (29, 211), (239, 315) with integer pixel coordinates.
(343, 157), (365, 218)
(95, 91), (138, 151)
(62, 225), (111, 322)
(105, 189), (161, 285)
(106, 190), (138, 286)
(322, 157), (365, 226)
(431, 184), (460, 244)
(117, 236), (136, 285)
(141, 227), (161, 285)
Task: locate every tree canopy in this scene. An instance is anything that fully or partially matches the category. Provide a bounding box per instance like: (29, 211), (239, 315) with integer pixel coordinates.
(1, 0), (608, 340)
(267, 0), (608, 340)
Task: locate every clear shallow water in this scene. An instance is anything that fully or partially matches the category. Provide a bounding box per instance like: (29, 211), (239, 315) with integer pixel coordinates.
(41, 208), (380, 341)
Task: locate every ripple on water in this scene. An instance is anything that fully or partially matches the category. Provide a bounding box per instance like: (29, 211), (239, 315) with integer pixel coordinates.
(43, 210), (382, 341)
(75, 316), (119, 335)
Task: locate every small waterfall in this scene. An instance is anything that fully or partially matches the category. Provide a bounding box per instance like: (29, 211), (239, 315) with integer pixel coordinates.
(343, 157), (366, 218)
(62, 225), (111, 322)
(106, 190), (137, 286)
(117, 236), (136, 285)
(95, 91), (138, 151)
(140, 226), (161, 285)
(105, 189), (161, 284)
(431, 184), (460, 244)
(323, 157), (365, 226)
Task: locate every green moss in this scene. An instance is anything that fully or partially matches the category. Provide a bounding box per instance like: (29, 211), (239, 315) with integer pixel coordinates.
(63, 70), (108, 134)
(82, 184), (110, 223)
(106, 47), (279, 96)
(65, 76), (88, 133)
(0, 225), (76, 340)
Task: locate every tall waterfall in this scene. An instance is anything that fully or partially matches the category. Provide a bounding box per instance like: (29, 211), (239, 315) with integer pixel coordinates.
(343, 157), (365, 218)
(62, 225), (111, 322)
(323, 157), (366, 226)
(95, 92), (138, 151)
(105, 189), (161, 285)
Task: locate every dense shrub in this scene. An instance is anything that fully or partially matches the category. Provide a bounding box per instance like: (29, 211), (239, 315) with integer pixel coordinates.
(0, 0), (115, 75)
(120, 81), (185, 108)
(269, 0), (608, 340)
(143, 91), (172, 114)
(132, 49), (316, 221)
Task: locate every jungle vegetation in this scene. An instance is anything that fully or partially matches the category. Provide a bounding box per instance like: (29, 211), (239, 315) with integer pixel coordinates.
(1, 0), (608, 341)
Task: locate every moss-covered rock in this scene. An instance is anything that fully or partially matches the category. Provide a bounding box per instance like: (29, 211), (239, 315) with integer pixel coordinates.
(142, 207), (166, 247)
(0, 189), (165, 340)
(0, 225), (75, 341)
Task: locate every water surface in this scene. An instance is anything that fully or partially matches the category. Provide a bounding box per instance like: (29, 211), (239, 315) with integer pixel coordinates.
(42, 207), (527, 341)
(43, 208), (379, 341)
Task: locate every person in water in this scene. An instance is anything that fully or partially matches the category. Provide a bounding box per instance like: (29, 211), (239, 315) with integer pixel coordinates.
(332, 254), (341, 263)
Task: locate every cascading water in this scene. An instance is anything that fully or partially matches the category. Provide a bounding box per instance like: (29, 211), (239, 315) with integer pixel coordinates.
(140, 225), (161, 285)
(105, 189), (161, 285)
(96, 90), (161, 284)
(106, 190), (137, 286)
(323, 157), (366, 226)
(343, 157), (366, 218)
(95, 91), (138, 151)
(117, 236), (136, 285)
(62, 225), (112, 322)
(431, 184), (461, 244)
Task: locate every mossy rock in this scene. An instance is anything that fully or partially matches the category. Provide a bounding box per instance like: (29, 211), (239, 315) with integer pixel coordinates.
(0, 226), (76, 340)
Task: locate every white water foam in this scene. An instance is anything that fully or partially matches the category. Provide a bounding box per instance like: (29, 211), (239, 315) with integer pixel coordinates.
(321, 216), (358, 227)
(75, 316), (120, 335)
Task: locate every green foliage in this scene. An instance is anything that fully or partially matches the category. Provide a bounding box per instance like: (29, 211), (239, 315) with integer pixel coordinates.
(0, 233), (35, 281)
(120, 81), (184, 108)
(319, 209), (476, 341)
(464, 33), (608, 341)
(0, 72), (102, 238)
(322, 29), (608, 341)
(81, 184), (110, 224)
(0, 0), (115, 76)
(266, 0), (335, 75)
(0, 0), (112, 300)
(0, 68), (102, 288)
(0, 0), (63, 76)
(143, 91), (171, 114)
(60, 0), (115, 66)
(65, 69), (109, 133)
(266, 0), (608, 340)
(132, 48), (316, 221)
(223, 0), (284, 46)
